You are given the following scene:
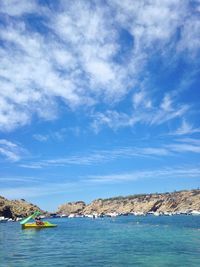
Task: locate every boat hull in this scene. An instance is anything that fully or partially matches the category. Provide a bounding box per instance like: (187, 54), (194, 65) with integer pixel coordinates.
(22, 221), (57, 229)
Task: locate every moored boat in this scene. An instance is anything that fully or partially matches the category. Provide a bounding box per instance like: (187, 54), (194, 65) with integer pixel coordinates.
(0, 216), (8, 222)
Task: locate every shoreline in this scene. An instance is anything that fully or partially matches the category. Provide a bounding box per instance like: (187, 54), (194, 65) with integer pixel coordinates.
(1, 211), (200, 223)
(1, 189), (200, 221)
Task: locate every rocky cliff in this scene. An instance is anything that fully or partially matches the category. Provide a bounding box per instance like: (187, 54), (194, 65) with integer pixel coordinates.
(1, 189), (199, 218)
(57, 201), (86, 215)
(0, 196), (43, 219)
(58, 189), (200, 215)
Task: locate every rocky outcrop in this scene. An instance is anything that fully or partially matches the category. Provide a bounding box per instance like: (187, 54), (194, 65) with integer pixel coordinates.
(0, 196), (43, 219)
(57, 201), (86, 215)
(2, 189), (199, 218)
(58, 189), (200, 215)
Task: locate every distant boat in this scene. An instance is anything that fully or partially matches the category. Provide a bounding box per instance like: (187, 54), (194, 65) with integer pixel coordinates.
(191, 210), (200, 216)
(153, 212), (161, 216)
(68, 214), (76, 218)
(0, 216), (8, 222)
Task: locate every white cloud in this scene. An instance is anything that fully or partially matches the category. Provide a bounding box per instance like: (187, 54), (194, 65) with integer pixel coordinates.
(33, 134), (49, 142)
(170, 120), (200, 136)
(85, 60), (115, 85)
(88, 166), (200, 184)
(160, 95), (173, 111)
(151, 104), (188, 125)
(2, 165), (199, 199)
(167, 143), (200, 154)
(0, 181), (80, 199)
(33, 128), (68, 142)
(176, 138), (200, 146)
(92, 99), (188, 132)
(177, 16), (200, 55)
(0, 0), (199, 132)
(0, 139), (26, 161)
(132, 91), (147, 108)
(92, 111), (136, 133)
(0, 0), (37, 16)
(19, 146), (171, 169)
(109, 0), (188, 50)
(19, 137), (200, 169)
(0, 176), (42, 184)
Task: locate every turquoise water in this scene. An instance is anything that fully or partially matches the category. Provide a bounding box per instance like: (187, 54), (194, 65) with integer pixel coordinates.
(0, 216), (200, 267)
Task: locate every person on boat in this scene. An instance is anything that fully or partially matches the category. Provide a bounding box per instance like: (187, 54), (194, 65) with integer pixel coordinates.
(35, 216), (44, 225)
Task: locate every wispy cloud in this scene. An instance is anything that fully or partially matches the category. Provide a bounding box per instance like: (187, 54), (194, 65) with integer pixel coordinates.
(132, 91), (151, 109)
(19, 137), (200, 169)
(91, 96), (189, 132)
(33, 134), (49, 142)
(169, 120), (200, 136)
(0, 0), (38, 16)
(176, 138), (200, 146)
(19, 146), (171, 169)
(167, 143), (200, 154)
(0, 181), (81, 199)
(33, 128), (68, 142)
(0, 139), (26, 161)
(0, 0), (199, 132)
(0, 176), (45, 188)
(88, 166), (200, 184)
(2, 165), (199, 199)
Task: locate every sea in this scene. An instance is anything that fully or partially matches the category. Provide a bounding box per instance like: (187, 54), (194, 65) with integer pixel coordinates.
(0, 215), (200, 267)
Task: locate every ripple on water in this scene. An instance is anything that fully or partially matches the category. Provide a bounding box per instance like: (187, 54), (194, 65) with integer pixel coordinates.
(1, 216), (200, 267)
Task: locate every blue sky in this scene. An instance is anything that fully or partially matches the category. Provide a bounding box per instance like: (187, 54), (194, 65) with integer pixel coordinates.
(0, 0), (200, 211)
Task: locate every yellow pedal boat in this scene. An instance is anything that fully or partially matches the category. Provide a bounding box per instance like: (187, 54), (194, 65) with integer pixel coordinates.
(22, 221), (57, 229)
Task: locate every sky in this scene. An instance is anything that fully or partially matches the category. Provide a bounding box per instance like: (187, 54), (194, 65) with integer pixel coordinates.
(0, 0), (200, 211)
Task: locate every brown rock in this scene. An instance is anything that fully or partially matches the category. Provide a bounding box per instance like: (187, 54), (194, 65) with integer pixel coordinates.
(0, 196), (43, 219)
(58, 189), (200, 215)
(89, 190), (200, 215)
(58, 201), (86, 215)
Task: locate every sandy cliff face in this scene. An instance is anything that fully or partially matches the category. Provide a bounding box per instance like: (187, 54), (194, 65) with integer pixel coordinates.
(83, 190), (200, 214)
(0, 196), (43, 219)
(57, 201), (86, 215)
(2, 189), (199, 218)
(58, 190), (200, 215)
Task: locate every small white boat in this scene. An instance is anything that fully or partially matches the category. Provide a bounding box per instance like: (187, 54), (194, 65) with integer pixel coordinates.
(68, 214), (76, 218)
(60, 214), (68, 218)
(85, 214), (96, 218)
(134, 212), (146, 216)
(191, 210), (200, 216)
(107, 212), (119, 217)
(0, 216), (8, 222)
(153, 212), (161, 216)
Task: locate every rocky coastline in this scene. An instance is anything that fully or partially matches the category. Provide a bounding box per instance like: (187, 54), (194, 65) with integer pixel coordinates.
(57, 189), (200, 217)
(0, 195), (43, 220)
(1, 189), (200, 220)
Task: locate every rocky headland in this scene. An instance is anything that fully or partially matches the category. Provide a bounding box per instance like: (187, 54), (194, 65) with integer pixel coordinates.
(58, 189), (200, 216)
(1, 189), (200, 219)
(0, 196), (43, 219)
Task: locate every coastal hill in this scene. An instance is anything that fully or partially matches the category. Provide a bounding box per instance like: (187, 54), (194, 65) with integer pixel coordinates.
(1, 189), (199, 218)
(0, 196), (43, 219)
(58, 189), (200, 215)
(57, 201), (86, 215)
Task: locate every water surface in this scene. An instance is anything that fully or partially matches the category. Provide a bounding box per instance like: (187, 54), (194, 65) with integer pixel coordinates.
(1, 216), (200, 266)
